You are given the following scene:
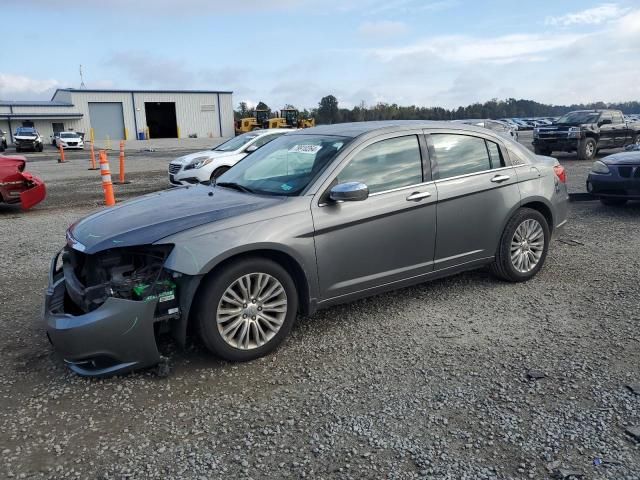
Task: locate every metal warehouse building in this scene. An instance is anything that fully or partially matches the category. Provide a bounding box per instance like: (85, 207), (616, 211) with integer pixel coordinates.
(0, 88), (234, 144)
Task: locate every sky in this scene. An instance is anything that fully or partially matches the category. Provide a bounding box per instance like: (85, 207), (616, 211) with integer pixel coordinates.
(1, 0), (639, 110)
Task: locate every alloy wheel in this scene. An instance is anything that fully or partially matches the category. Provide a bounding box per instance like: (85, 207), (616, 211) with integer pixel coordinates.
(510, 219), (545, 273)
(216, 273), (287, 350)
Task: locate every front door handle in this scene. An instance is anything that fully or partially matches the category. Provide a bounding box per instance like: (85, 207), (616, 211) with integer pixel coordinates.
(491, 174), (511, 183)
(406, 191), (431, 201)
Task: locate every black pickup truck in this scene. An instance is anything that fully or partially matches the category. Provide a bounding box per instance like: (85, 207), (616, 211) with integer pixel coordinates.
(533, 109), (640, 160)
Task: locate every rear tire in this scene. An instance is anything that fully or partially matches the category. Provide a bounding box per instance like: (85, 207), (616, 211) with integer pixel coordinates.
(490, 208), (550, 282)
(600, 198), (627, 206)
(195, 257), (298, 362)
(577, 138), (597, 160)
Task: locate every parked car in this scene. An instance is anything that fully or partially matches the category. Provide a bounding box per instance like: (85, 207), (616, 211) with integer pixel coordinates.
(54, 131), (84, 150)
(0, 154), (46, 209)
(586, 149), (640, 206)
(0, 130), (7, 152)
(45, 121), (568, 377)
(452, 119), (518, 141)
(533, 109), (640, 160)
(168, 129), (292, 185)
(14, 127), (44, 152)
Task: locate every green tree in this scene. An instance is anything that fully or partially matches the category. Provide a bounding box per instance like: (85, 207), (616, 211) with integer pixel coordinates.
(317, 95), (340, 124)
(237, 102), (250, 118)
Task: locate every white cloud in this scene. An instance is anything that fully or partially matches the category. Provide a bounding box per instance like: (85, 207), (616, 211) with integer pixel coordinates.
(368, 32), (585, 64)
(545, 3), (629, 26)
(358, 20), (409, 38)
(0, 73), (60, 97)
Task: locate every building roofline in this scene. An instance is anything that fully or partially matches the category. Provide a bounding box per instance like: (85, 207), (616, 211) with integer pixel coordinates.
(0, 101), (74, 107)
(52, 88), (234, 99)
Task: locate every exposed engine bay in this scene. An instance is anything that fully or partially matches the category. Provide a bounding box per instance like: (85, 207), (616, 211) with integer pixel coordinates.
(62, 245), (179, 317)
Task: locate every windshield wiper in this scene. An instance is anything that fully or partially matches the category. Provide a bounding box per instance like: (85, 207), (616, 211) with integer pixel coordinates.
(216, 181), (254, 194)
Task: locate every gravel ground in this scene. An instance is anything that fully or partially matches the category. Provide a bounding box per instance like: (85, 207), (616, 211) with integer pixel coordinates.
(0, 138), (638, 479)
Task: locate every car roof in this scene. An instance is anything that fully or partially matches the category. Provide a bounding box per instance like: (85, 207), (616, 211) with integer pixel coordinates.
(288, 120), (502, 139)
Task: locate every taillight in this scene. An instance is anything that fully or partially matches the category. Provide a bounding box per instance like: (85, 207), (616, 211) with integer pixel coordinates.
(553, 164), (566, 183)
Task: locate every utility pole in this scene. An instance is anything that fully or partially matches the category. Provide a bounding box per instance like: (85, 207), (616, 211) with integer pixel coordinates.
(79, 64), (86, 89)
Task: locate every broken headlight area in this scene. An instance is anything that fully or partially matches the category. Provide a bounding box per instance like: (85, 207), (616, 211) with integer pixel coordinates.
(62, 244), (179, 317)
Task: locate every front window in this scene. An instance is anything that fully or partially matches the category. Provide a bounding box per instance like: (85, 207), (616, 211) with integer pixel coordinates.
(337, 136), (423, 194)
(216, 135), (350, 196)
(556, 112), (600, 124)
(213, 132), (261, 152)
(60, 133), (79, 139)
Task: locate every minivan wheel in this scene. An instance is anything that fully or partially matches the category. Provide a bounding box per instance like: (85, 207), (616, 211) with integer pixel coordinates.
(195, 257), (298, 362)
(490, 208), (550, 282)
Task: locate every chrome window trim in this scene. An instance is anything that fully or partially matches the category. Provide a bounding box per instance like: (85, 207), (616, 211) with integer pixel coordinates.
(369, 180), (436, 197)
(433, 165), (513, 184)
(318, 180), (436, 206)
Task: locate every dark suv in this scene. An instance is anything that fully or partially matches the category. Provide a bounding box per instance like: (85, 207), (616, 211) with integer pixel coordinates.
(533, 110), (640, 160)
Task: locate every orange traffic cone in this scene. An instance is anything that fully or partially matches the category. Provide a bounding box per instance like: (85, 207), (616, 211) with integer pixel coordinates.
(88, 141), (99, 170)
(99, 150), (116, 206)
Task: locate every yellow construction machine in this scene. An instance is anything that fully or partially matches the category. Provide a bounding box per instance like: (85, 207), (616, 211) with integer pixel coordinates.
(235, 109), (271, 134)
(235, 108), (315, 134)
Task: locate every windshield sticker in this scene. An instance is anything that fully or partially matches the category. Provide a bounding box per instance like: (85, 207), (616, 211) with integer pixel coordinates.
(288, 144), (322, 154)
(280, 183), (293, 191)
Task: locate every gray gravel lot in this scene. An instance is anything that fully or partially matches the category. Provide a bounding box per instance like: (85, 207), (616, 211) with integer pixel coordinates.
(0, 136), (638, 479)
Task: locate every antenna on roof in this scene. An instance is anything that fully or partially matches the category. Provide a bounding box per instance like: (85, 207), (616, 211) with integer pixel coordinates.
(79, 64), (86, 89)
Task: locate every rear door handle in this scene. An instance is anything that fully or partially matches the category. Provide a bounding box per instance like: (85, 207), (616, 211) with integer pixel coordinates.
(491, 174), (511, 183)
(406, 191), (431, 201)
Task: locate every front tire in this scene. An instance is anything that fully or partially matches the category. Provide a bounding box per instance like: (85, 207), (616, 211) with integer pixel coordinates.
(195, 257), (298, 362)
(600, 198), (627, 206)
(490, 208), (550, 282)
(578, 138), (597, 160)
(210, 166), (230, 181)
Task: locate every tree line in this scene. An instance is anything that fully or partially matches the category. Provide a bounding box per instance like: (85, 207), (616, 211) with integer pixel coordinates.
(235, 96), (640, 125)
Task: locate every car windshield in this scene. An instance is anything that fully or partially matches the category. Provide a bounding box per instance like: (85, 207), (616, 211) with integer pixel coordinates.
(556, 112), (600, 124)
(17, 129), (36, 135)
(213, 132), (261, 152)
(215, 134), (351, 196)
(60, 133), (79, 138)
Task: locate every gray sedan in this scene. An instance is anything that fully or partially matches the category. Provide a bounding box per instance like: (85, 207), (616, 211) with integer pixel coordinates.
(44, 121), (569, 376)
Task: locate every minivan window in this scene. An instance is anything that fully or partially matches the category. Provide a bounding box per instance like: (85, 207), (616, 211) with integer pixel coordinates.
(432, 134), (494, 179)
(337, 136), (422, 194)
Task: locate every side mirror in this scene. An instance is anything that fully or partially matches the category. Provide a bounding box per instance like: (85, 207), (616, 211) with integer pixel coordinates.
(599, 119), (612, 126)
(245, 144), (259, 153)
(329, 182), (369, 202)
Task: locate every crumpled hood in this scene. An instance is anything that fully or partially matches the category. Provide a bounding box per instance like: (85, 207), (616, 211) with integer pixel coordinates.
(15, 135), (39, 140)
(600, 151), (640, 165)
(173, 149), (238, 165)
(68, 185), (285, 254)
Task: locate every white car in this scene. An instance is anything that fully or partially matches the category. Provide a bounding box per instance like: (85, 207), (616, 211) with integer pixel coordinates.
(55, 131), (84, 150)
(452, 119), (518, 141)
(168, 129), (293, 186)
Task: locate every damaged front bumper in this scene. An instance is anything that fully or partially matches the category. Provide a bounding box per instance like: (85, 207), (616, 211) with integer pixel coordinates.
(44, 248), (168, 377)
(20, 172), (46, 210)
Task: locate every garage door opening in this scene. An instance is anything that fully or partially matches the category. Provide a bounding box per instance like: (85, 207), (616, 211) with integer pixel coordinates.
(88, 102), (125, 141)
(145, 102), (177, 139)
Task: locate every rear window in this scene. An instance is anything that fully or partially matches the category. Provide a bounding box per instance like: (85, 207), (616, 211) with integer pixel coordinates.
(431, 134), (491, 179)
